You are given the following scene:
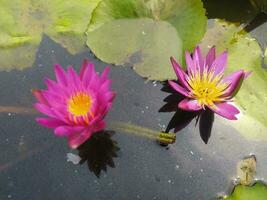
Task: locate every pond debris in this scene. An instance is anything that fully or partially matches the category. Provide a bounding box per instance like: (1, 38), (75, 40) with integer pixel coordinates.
(218, 155), (264, 199)
(236, 155), (257, 185)
(66, 153), (81, 165)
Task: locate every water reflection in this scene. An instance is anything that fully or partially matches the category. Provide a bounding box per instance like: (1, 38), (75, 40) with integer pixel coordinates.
(77, 130), (119, 178)
(159, 82), (214, 144)
(203, 0), (267, 32)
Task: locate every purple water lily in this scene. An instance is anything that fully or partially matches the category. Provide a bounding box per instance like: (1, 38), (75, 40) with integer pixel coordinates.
(168, 46), (249, 120)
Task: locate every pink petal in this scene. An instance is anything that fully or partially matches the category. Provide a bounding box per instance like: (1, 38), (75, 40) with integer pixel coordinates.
(44, 78), (67, 96)
(79, 60), (89, 79)
(105, 92), (116, 102)
(93, 120), (105, 133)
(83, 62), (95, 87)
(209, 102), (240, 120)
(41, 91), (65, 106)
(32, 89), (48, 105)
(170, 57), (190, 90)
(36, 117), (65, 128)
(99, 67), (110, 84)
(222, 70), (246, 97)
(209, 51), (228, 76)
(34, 103), (56, 118)
(54, 64), (68, 86)
(205, 46), (216, 68)
(100, 79), (112, 93)
(67, 66), (82, 89)
(178, 98), (202, 111)
(68, 129), (94, 149)
(54, 126), (85, 136)
(168, 80), (191, 98)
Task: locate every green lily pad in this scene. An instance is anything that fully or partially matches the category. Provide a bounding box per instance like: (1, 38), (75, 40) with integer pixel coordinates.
(264, 47), (267, 66)
(45, 0), (102, 54)
(87, 18), (182, 80)
(0, 0), (42, 71)
(222, 182), (267, 200)
(200, 20), (267, 140)
(87, 0), (207, 80)
(0, 0), (100, 71)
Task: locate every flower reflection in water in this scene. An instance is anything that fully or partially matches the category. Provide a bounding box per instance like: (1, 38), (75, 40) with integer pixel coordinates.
(78, 130), (119, 178)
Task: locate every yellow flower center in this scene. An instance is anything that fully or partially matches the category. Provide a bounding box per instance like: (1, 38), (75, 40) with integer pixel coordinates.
(188, 69), (229, 107)
(68, 92), (92, 117)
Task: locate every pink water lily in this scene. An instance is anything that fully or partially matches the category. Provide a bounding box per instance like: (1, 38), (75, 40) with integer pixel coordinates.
(168, 46), (249, 120)
(33, 60), (116, 149)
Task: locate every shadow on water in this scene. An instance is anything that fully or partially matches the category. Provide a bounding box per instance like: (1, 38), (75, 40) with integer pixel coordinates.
(77, 130), (120, 178)
(159, 82), (214, 144)
(203, 0), (267, 32)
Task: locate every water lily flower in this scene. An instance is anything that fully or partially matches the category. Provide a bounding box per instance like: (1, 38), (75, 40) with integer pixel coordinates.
(168, 46), (249, 120)
(33, 60), (116, 149)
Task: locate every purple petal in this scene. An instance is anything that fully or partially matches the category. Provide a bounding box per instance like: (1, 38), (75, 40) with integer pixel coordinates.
(185, 51), (195, 75)
(209, 51), (228, 76)
(170, 57), (190, 90)
(54, 64), (68, 86)
(168, 80), (191, 98)
(193, 46), (204, 73)
(222, 70), (246, 97)
(209, 102), (240, 120)
(36, 117), (65, 128)
(244, 71), (252, 78)
(54, 126), (85, 137)
(178, 98), (202, 111)
(205, 46), (216, 68)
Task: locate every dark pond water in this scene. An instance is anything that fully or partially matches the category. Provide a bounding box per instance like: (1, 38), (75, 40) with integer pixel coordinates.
(0, 1), (266, 199)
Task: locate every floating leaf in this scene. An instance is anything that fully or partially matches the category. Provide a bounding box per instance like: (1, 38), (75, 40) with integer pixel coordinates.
(222, 182), (267, 200)
(264, 47), (267, 66)
(87, 18), (182, 80)
(0, 0), (101, 70)
(200, 20), (267, 141)
(45, 0), (102, 54)
(0, 0), (42, 71)
(87, 0), (207, 80)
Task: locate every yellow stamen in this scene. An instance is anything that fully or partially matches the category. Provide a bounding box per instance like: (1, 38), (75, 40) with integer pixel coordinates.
(188, 69), (229, 107)
(68, 92), (92, 117)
